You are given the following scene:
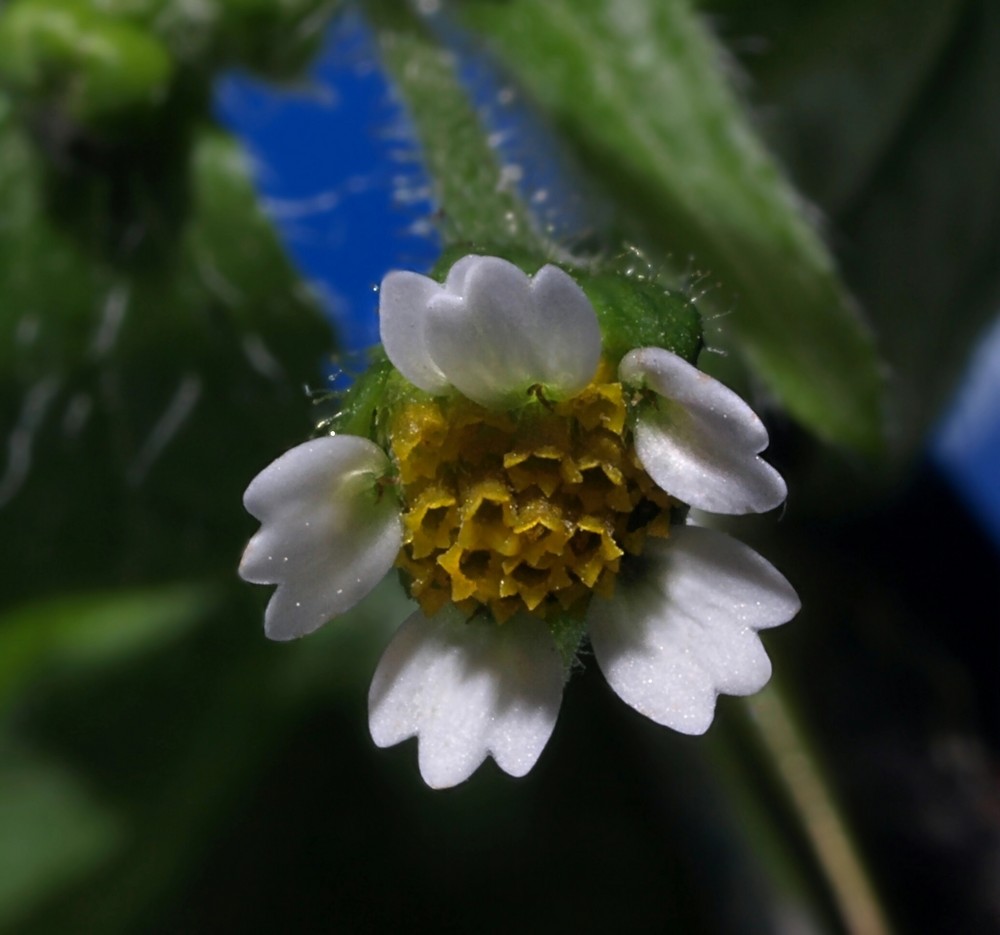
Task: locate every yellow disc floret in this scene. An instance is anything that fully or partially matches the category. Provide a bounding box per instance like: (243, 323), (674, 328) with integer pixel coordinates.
(389, 367), (672, 623)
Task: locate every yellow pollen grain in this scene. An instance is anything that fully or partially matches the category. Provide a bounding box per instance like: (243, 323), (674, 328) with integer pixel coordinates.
(390, 372), (673, 623)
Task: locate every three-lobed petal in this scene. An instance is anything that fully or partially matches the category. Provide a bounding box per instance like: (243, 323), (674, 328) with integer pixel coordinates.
(379, 255), (601, 409)
(368, 607), (566, 789)
(621, 347), (787, 514)
(240, 435), (402, 641)
(588, 526), (799, 734)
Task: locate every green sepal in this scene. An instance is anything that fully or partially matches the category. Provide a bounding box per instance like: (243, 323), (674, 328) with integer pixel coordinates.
(0, 0), (173, 137)
(321, 347), (443, 453)
(547, 613), (589, 673)
(577, 271), (702, 367)
(321, 348), (397, 443)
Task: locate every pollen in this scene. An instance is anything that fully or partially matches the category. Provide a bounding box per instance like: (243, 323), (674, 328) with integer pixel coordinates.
(389, 371), (672, 623)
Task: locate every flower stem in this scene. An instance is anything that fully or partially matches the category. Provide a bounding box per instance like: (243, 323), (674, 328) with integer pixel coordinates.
(745, 684), (893, 935)
(364, 0), (548, 253)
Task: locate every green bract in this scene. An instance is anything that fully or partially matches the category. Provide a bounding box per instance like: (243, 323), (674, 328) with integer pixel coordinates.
(578, 272), (702, 367)
(325, 350), (400, 444)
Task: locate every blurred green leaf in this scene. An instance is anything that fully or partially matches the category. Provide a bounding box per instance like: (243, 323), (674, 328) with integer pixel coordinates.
(0, 583), (217, 706)
(456, 0), (884, 455)
(10, 577), (412, 934)
(0, 107), (332, 601)
(0, 0), (173, 135)
(830, 0), (1000, 457)
(707, 0), (964, 216)
(207, 0), (342, 78)
(707, 0), (999, 459)
(0, 743), (122, 930)
(6, 595), (283, 935)
(0, 0), (340, 88)
(0, 57), (336, 927)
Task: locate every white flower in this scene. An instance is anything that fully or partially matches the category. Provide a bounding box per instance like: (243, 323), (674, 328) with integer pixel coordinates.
(240, 255), (799, 789)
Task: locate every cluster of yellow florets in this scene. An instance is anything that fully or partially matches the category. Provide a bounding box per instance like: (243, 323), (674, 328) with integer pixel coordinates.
(389, 366), (672, 623)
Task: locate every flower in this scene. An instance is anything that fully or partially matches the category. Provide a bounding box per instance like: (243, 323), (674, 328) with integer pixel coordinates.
(240, 255), (799, 788)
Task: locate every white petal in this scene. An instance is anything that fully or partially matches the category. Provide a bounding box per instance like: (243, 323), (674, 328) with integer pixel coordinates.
(240, 436), (402, 641)
(528, 264), (603, 395)
(378, 271), (450, 394)
(369, 608), (565, 789)
(588, 525), (799, 734)
(442, 254), (482, 293)
(425, 257), (601, 408)
(621, 347), (787, 514)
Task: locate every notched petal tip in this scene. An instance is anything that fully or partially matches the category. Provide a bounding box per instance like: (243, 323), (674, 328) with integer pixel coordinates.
(621, 347), (787, 515)
(589, 526), (797, 734)
(368, 609), (565, 789)
(385, 254), (601, 410)
(239, 435), (402, 641)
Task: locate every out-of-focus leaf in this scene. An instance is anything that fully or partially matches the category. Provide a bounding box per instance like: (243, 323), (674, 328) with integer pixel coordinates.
(456, 0), (884, 455)
(0, 59), (336, 926)
(12, 579), (405, 934)
(0, 574), (411, 934)
(365, 0), (547, 254)
(707, 0), (964, 216)
(708, 0), (998, 459)
(0, 743), (122, 930)
(0, 583), (217, 706)
(0, 0), (174, 135)
(8, 596), (282, 935)
(837, 1), (1000, 456)
(0, 108), (331, 601)
(0, 0), (341, 91)
(206, 0), (342, 78)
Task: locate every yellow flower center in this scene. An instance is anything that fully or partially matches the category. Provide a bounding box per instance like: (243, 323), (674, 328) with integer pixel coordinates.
(389, 368), (673, 623)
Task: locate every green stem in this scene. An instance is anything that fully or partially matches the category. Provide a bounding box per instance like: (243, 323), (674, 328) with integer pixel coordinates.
(745, 685), (893, 935)
(364, 0), (548, 253)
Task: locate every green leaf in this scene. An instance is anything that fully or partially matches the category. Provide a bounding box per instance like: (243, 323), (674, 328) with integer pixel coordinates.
(0, 743), (122, 930)
(0, 0), (173, 135)
(6, 576), (412, 933)
(209, 0), (342, 77)
(0, 583), (216, 707)
(706, 0), (1000, 458)
(0, 114), (332, 600)
(457, 0), (885, 454)
(704, 0), (965, 216)
(578, 270), (702, 366)
(710, 0), (1000, 462)
(844, 0), (1000, 456)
